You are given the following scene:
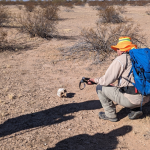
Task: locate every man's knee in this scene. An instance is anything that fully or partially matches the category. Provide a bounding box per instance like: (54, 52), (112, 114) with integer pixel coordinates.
(96, 84), (102, 94)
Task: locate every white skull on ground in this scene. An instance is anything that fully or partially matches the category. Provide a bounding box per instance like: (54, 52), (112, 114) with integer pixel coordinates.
(57, 88), (67, 98)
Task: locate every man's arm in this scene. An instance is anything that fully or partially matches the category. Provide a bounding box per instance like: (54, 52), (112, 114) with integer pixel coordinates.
(93, 57), (126, 86)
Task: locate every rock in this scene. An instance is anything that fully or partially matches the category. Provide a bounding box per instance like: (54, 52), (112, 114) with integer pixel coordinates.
(8, 93), (16, 99)
(1, 112), (9, 117)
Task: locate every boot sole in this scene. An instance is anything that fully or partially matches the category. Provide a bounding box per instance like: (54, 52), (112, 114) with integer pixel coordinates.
(99, 112), (118, 122)
(128, 111), (143, 120)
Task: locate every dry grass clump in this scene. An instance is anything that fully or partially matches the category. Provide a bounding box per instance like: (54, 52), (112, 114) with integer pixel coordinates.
(15, 8), (58, 38)
(0, 5), (10, 27)
(60, 23), (147, 63)
(97, 6), (125, 24)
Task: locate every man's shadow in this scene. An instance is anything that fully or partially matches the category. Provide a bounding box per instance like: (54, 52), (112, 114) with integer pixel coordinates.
(0, 100), (101, 137)
(47, 125), (132, 150)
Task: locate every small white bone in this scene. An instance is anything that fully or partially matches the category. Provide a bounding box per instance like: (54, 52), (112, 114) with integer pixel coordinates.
(57, 88), (67, 98)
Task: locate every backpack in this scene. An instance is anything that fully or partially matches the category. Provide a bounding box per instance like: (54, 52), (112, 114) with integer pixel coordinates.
(129, 48), (150, 96)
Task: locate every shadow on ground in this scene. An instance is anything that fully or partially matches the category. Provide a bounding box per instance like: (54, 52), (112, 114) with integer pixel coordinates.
(0, 100), (101, 137)
(47, 125), (132, 150)
(117, 107), (130, 120)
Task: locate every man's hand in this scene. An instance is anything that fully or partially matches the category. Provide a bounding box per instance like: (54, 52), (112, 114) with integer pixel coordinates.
(87, 78), (95, 85)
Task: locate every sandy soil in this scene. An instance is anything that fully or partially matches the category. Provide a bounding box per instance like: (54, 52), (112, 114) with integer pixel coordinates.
(0, 4), (150, 150)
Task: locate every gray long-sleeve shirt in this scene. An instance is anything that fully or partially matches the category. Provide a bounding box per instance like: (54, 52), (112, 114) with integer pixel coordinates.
(94, 53), (150, 105)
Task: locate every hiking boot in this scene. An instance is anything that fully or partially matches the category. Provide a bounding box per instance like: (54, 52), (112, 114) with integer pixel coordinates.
(128, 111), (143, 120)
(99, 112), (118, 122)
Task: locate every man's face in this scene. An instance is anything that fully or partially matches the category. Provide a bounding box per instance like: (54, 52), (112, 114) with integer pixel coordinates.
(117, 49), (123, 56)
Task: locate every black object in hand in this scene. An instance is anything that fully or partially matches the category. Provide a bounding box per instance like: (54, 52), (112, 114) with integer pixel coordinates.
(79, 77), (96, 90)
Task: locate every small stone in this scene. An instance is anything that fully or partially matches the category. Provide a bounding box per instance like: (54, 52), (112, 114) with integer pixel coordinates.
(8, 93), (16, 100)
(6, 65), (11, 68)
(133, 131), (137, 135)
(1, 112), (9, 117)
(5, 87), (9, 92)
(44, 143), (47, 146)
(18, 93), (23, 98)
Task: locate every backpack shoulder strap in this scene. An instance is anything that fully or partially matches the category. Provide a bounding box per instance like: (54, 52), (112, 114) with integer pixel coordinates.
(122, 52), (129, 70)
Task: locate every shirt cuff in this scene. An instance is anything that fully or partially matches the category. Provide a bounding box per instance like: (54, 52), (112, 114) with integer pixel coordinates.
(94, 78), (99, 84)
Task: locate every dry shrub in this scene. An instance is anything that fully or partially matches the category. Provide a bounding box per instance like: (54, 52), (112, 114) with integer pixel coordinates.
(39, 1), (53, 8)
(88, 1), (102, 7)
(50, 0), (74, 8)
(17, 5), (23, 10)
(63, 2), (74, 9)
(93, 2), (107, 11)
(116, 5), (126, 14)
(15, 9), (58, 38)
(146, 7), (150, 15)
(0, 29), (28, 52)
(0, 5), (10, 27)
(74, 1), (86, 6)
(24, 2), (35, 12)
(129, 1), (149, 6)
(0, 29), (8, 50)
(89, 1), (115, 7)
(43, 5), (59, 21)
(97, 6), (124, 24)
(97, 2), (108, 10)
(61, 23), (147, 63)
(146, 11), (150, 15)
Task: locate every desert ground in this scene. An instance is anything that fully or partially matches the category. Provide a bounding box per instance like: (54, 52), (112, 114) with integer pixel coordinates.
(0, 3), (150, 150)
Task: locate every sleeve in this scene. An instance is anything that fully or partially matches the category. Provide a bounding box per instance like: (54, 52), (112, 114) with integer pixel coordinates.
(94, 57), (126, 86)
